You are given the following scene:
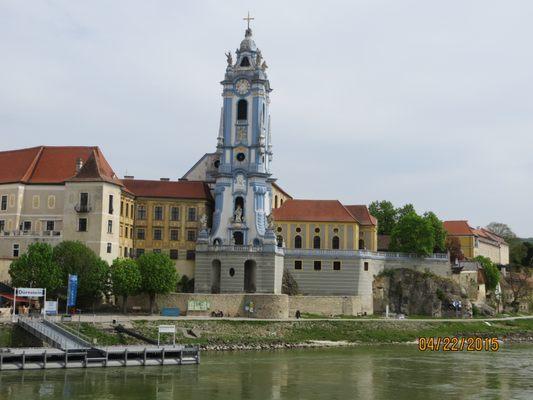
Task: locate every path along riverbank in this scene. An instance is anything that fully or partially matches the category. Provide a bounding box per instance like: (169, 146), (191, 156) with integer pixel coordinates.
(2, 316), (533, 351)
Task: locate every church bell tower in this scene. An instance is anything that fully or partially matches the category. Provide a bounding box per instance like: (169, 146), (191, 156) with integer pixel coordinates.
(195, 17), (284, 295)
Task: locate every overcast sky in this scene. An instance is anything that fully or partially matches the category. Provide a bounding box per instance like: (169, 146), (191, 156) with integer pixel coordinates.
(1, 1), (532, 237)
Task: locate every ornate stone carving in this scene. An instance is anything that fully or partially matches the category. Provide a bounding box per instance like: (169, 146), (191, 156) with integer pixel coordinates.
(255, 49), (263, 67)
(266, 213), (275, 230)
(234, 205), (243, 223)
(200, 214), (208, 230)
(225, 51), (233, 66)
(261, 61), (268, 70)
(237, 126), (247, 142)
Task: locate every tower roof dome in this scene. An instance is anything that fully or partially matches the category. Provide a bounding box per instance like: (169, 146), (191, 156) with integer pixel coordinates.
(239, 28), (257, 52)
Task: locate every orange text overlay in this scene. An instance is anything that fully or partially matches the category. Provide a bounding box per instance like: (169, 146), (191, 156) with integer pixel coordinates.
(418, 337), (500, 352)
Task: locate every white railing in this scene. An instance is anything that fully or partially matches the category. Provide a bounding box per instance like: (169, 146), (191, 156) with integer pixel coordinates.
(207, 245), (264, 252)
(284, 248), (448, 260)
(1, 230), (62, 238)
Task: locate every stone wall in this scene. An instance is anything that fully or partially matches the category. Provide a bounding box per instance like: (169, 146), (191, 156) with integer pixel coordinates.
(0, 259), (11, 282)
(288, 295), (373, 317)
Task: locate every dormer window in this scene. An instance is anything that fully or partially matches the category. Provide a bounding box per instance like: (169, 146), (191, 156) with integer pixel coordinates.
(240, 56), (250, 67)
(237, 99), (248, 120)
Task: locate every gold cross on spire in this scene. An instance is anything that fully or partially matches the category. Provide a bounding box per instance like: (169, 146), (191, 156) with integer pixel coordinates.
(243, 11), (254, 30)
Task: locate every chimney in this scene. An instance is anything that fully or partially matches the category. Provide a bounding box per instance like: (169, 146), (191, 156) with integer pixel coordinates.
(160, 178), (170, 181)
(76, 158), (84, 172)
(124, 175), (135, 179)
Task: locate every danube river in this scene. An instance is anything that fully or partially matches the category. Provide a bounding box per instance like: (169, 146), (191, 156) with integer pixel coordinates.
(1, 344), (532, 399)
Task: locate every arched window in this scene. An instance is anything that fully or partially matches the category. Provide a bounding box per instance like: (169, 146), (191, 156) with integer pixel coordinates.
(281, 199), (284, 206)
(240, 56), (250, 67)
(313, 236), (321, 249)
(262, 104), (265, 123)
(332, 236), (340, 250)
(359, 239), (365, 249)
(294, 235), (302, 249)
(277, 235), (283, 248)
(274, 195), (278, 208)
(237, 99), (248, 120)
(233, 231), (244, 245)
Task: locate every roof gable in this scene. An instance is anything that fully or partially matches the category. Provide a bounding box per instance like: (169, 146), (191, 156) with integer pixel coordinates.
(121, 179), (212, 200)
(272, 199), (357, 223)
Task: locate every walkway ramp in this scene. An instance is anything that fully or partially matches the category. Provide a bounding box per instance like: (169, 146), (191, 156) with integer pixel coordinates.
(17, 317), (91, 351)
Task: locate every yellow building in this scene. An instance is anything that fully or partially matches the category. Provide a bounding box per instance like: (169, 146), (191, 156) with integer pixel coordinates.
(271, 182), (292, 209)
(121, 178), (213, 278)
(272, 200), (378, 251)
(444, 220), (509, 265)
(119, 190), (135, 258)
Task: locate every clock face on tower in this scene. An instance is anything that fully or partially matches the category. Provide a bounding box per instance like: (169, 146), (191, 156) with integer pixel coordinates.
(235, 79), (250, 95)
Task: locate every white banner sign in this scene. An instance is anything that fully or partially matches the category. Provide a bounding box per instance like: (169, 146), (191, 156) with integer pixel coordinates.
(158, 325), (176, 334)
(17, 288), (45, 297)
(45, 301), (58, 315)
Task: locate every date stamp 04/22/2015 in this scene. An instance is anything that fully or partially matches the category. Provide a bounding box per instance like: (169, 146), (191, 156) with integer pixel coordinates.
(418, 337), (500, 352)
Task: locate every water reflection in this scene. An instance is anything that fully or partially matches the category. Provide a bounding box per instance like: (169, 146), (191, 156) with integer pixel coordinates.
(0, 345), (532, 400)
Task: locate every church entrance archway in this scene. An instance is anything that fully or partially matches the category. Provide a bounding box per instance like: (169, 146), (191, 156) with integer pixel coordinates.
(244, 260), (256, 293)
(211, 260), (221, 294)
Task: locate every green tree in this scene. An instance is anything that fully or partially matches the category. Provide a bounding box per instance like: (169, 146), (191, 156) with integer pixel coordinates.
(110, 258), (142, 313)
(486, 222), (516, 241)
(389, 211), (435, 256)
(9, 242), (62, 293)
(508, 238), (527, 266)
(423, 211), (447, 253)
(445, 236), (464, 263)
(396, 203), (416, 221)
(52, 241), (110, 307)
(369, 200), (397, 235)
(137, 252), (178, 314)
(474, 255), (500, 291)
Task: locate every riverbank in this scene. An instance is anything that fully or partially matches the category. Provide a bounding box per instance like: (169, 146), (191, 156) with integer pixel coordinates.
(2, 318), (533, 351)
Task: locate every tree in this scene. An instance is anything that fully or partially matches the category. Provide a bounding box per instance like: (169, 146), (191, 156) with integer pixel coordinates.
(506, 268), (531, 312)
(137, 252), (178, 314)
(396, 203), (416, 221)
(9, 242), (62, 293)
(486, 222), (516, 241)
(474, 256), (500, 291)
(177, 275), (195, 293)
(282, 270), (299, 295)
(52, 241), (110, 307)
(445, 236), (464, 263)
(423, 211), (446, 253)
(509, 238), (528, 267)
(110, 258), (141, 313)
(389, 211), (435, 256)
(369, 200), (397, 235)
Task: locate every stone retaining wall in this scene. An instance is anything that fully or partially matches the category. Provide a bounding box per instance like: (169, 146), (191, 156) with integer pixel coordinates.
(288, 295), (373, 317)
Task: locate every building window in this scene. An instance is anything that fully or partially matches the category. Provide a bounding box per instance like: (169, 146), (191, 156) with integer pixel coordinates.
(130, 204), (134, 217)
(1, 195), (7, 211)
(294, 260), (302, 270)
(0, 220), (4, 232)
(32, 195), (40, 209)
(187, 207), (197, 221)
(22, 221), (32, 232)
(137, 205), (146, 220)
(154, 206), (163, 220)
(47, 195), (56, 209)
(130, 227), (133, 238)
(276, 235), (283, 247)
(333, 261), (341, 271)
(274, 195), (278, 208)
(187, 230), (196, 242)
(170, 229), (179, 241)
(314, 261), (322, 271)
(296, 227), (301, 233)
(240, 56), (250, 67)
(136, 248), (145, 258)
(108, 195), (114, 214)
(153, 228), (162, 241)
(153, 248), (161, 254)
(294, 235), (302, 249)
(186, 250), (196, 260)
(359, 239), (365, 249)
(364, 262), (369, 271)
(313, 236), (321, 249)
(124, 247), (128, 257)
(46, 220), (55, 231)
(314, 228), (320, 233)
(237, 99), (248, 120)
(170, 249), (179, 260)
(332, 236), (340, 250)
(137, 228), (145, 240)
(107, 220), (113, 234)
(107, 243), (112, 253)
(13, 243), (20, 258)
(171, 207), (180, 221)
(78, 218), (87, 232)
(120, 201), (124, 216)
(229, 267), (235, 277)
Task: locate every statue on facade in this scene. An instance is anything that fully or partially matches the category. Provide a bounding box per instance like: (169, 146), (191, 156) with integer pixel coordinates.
(261, 61), (268, 70)
(225, 51), (233, 66)
(266, 213), (274, 230)
(255, 49), (263, 67)
(200, 214), (208, 230)
(234, 205), (243, 223)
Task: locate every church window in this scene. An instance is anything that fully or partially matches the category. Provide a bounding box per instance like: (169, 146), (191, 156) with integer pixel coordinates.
(240, 56), (250, 67)
(253, 238), (261, 247)
(333, 261), (341, 271)
(276, 227), (282, 232)
(213, 238), (222, 246)
(294, 235), (302, 249)
(294, 260), (302, 270)
(314, 261), (322, 271)
(274, 195), (278, 208)
(296, 227), (301, 233)
(281, 199), (284, 206)
(333, 228), (339, 234)
(314, 228), (320, 233)
(214, 160), (220, 168)
(364, 262), (369, 271)
(236, 152), (246, 162)
(359, 239), (365, 249)
(237, 99), (248, 120)
(313, 236), (321, 249)
(332, 236), (340, 250)
(276, 235), (283, 247)
(233, 231), (244, 245)
(229, 268), (235, 277)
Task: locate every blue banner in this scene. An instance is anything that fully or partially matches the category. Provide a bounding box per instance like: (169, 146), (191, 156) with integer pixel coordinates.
(66, 274), (78, 307)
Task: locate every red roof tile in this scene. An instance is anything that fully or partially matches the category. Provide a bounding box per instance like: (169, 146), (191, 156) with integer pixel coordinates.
(272, 200), (357, 223)
(344, 205), (377, 226)
(444, 220), (475, 236)
(0, 146), (119, 185)
(121, 179), (212, 200)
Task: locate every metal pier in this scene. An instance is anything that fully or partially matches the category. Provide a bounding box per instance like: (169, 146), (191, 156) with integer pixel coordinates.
(17, 317), (91, 351)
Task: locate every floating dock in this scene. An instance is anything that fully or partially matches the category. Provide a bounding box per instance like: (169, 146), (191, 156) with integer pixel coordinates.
(0, 317), (199, 371)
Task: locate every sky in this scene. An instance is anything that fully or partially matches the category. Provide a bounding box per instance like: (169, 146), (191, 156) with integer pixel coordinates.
(1, 1), (532, 237)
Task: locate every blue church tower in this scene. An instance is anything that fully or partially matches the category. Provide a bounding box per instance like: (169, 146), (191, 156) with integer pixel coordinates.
(195, 22), (284, 294)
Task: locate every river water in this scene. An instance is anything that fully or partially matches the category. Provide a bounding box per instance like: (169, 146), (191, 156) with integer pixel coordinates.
(1, 344), (532, 400)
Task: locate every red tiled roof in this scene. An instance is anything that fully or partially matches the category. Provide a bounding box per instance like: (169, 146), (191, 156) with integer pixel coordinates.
(443, 220), (475, 236)
(475, 228), (507, 245)
(0, 146), (119, 185)
(272, 182), (293, 199)
(344, 205), (377, 226)
(121, 179), (212, 200)
(272, 200), (357, 223)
